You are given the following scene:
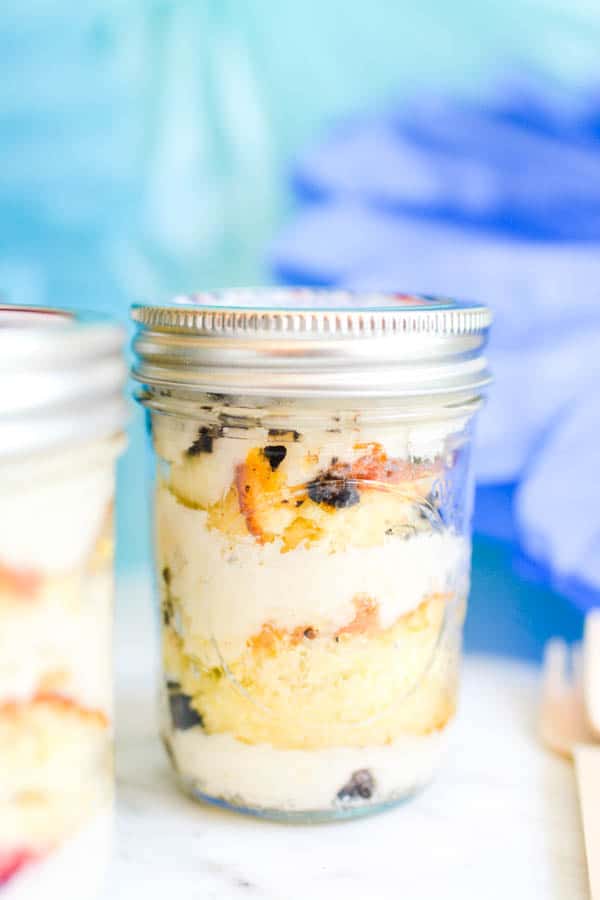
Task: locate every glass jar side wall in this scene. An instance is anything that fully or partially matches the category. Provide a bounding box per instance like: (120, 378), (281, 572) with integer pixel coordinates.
(0, 437), (122, 892)
(146, 395), (478, 820)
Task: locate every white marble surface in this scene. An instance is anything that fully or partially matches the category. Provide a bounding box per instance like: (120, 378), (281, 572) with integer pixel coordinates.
(110, 576), (589, 900)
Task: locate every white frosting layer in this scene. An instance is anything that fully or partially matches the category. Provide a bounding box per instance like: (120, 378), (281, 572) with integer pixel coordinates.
(157, 487), (468, 657)
(170, 728), (449, 812)
(0, 466), (113, 573)
(0, 571), (113, 710)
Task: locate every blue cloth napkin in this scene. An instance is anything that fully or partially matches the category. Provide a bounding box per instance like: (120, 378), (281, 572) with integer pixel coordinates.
(271, 78), (600, 610)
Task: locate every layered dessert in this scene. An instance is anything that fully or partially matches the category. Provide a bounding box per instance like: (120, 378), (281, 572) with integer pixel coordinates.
(0, 442), (117, 894)
(154, 406), (471, 818)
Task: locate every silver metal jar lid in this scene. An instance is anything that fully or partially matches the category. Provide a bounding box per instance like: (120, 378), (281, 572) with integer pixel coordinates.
(0, 304), (128, 459)
(131, 289), (492, 399)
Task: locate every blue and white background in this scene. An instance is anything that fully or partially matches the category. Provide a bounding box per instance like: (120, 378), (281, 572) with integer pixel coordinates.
(2, 0), (599, 658)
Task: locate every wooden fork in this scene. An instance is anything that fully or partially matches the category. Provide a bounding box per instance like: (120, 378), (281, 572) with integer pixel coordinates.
(540, 637), (600, 899)
(584, 610), (600, 738)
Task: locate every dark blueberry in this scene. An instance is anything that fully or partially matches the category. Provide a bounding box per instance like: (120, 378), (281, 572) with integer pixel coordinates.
(308, 474), (360, 509)
(168, 692), (204, 730)
(337, 769), (375, 801)
(187, 425), (222, 456)
(268, 428), (300, 442)
(262, 445), (287, 470)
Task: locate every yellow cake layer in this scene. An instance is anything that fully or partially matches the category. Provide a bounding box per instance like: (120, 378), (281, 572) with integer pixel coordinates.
(0, 778), (112, 858)
(0, 566), (114, 709)
(0, 570), (83, 618)
(0, 694), (111, 849)
(0, 505), (113, 612)
(163, 593), (464, 750)
(169, 442), (439, 550)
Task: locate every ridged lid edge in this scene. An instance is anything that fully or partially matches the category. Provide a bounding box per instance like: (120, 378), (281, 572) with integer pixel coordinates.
(131, 291), (491, 339)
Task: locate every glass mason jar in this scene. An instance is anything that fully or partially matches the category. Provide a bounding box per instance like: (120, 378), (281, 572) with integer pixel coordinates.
(0, 306), (126, 896)
(132, 289), (491, 822)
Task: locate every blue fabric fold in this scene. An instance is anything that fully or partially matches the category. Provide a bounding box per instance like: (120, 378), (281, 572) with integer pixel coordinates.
(271, 81), (600, 610)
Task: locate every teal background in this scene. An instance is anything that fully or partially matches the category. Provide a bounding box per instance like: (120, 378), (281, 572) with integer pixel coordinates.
(0, 1), (595, 652)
